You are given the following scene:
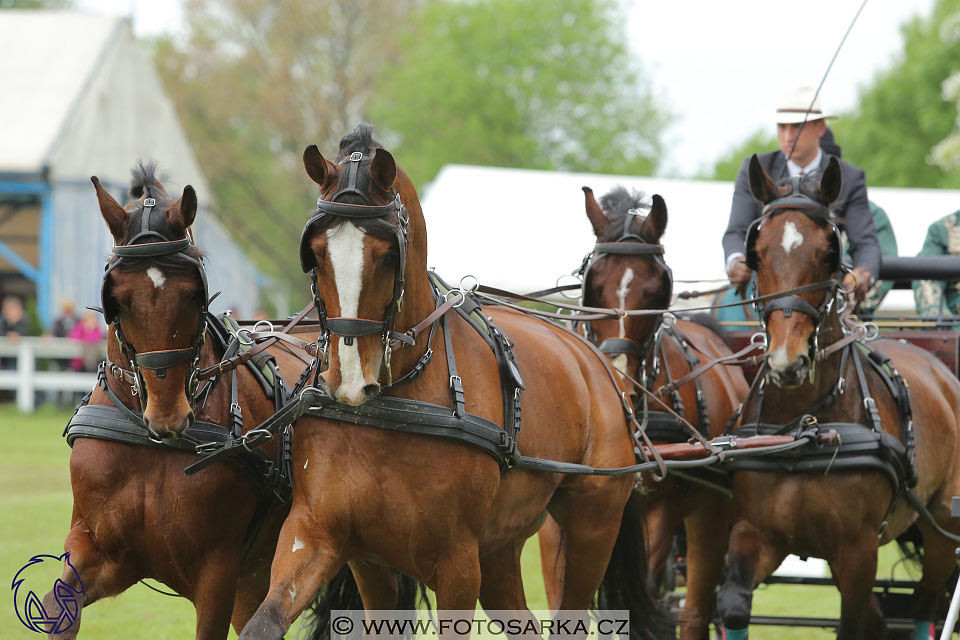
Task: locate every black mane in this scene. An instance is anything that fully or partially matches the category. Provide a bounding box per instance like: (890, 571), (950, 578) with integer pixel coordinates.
(337, 123), (381, 161)
(598, 186), (651, 242)
(129, 160), (168, 203)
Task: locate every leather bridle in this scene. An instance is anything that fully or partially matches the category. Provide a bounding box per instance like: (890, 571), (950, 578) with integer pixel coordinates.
(579, 208), (674, 365)
(101, 197), (210, 411)
(744, 177), (843, 366)
(299, 151), (413, 381)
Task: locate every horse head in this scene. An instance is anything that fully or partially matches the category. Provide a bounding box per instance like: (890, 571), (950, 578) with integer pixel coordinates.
(300, 124), (427, 406)
(580, 186), (671, 380)
(94, 162), (207, 436)
(745, 154), (843, 387)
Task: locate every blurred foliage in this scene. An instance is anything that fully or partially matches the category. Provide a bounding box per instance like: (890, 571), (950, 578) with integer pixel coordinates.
(712, 0), (960, 189)
(369, 0), (670, 187)
(708, 129), (777, 181)
(829, 0), (960, 188)
(155, 0), (668, 294)
(154, 0), (417, 293)
(0, 0), (72, 8)
(931, 8), (960, 172)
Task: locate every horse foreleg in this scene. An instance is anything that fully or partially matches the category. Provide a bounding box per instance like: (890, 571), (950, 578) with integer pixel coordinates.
(44, 524), (137, 640)
(237, 512), (345, 640)
(479, 539), (529, 611)
(679, 495), (730, 640)
(830, 534), (880, 640)
(716, 519), (783, 639)
(537, 515), (565, 612)
(349, 560), (399, 609)
(191, 552), (240, 640)
(433, 541), (482, 611)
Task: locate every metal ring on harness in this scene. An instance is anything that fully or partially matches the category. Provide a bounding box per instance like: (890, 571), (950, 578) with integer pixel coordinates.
(459, 275), (479, 294)
(445, 289), (466, 308)
(863, 322), (880, 341)
(750, 332), (767, 347)
(237, 329), (255, 347)
(253, 320), (275, 334)
(557, 273), (583, 300)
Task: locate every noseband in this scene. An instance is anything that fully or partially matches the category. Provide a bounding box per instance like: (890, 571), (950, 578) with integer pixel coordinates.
(579, 208), (674, 364)
(299, 151), (412, 376)
(102, 197), (210, 410)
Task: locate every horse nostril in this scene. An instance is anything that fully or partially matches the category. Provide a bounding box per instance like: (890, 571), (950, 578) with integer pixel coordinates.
(363, 383), (381, 398)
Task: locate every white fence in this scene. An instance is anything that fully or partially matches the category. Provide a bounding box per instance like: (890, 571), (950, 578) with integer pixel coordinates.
(0, 337), (105, 413)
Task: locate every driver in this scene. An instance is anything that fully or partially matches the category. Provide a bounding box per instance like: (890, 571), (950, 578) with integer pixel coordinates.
(721, 86), (880, 304)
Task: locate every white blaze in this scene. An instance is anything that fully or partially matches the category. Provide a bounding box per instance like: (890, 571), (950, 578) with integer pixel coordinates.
(616, 268), (634, 338)
(769, 344), (790, 371)
(612, 354), (628, 375)
(146, 267), (166, 289)
(327, 224), (367, 401)
(781, 222), (804, 254)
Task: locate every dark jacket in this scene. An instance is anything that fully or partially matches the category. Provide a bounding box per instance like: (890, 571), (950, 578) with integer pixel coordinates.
(722, 150), (881, 279)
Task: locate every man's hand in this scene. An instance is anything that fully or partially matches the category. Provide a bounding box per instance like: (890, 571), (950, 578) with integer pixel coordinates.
(728, 259), (753, 296)
(842, 267), (873, 306)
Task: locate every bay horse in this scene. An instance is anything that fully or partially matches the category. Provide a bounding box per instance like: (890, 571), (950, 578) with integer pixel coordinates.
(539, 186), (748, 639)
(715, 155), (960, 639)
(237, 124), (664, 639)
(42, 163), (310, 639)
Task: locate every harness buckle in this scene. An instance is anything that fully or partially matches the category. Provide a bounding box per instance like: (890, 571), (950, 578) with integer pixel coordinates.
(710, 435), (738, 450)
(143, 198), (157, 207)
(195, 441), (221, 454)
(349, 151), (363, 162)
(242, 428), (273, 451)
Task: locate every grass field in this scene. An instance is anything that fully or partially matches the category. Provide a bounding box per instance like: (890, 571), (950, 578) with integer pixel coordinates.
(0, 404), (941, 639)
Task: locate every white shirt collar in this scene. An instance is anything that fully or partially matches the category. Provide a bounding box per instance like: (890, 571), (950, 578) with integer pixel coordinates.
(786, 148), (823, 178)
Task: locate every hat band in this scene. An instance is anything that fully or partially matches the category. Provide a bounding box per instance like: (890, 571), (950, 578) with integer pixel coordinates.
(777, 108), (823, 114)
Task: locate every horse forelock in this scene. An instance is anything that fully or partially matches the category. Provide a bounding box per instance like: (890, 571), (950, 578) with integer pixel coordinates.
(129, 159), (168, 202)
(337, 123), (381, 161)
(597, 186), (651, 242)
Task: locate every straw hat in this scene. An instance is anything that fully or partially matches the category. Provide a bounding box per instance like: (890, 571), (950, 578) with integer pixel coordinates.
(775, 86), (836, 124)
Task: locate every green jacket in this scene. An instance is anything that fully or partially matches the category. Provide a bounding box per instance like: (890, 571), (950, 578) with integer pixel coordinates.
(913, 211), (960, 317)
(857, 202), (897, 315)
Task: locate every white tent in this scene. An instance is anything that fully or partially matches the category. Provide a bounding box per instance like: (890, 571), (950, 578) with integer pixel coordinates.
(422, 165), (960, 311)
(0, 10), (266, 324)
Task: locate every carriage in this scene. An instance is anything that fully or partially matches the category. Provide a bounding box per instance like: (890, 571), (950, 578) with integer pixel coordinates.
(48, 134), (960, 640)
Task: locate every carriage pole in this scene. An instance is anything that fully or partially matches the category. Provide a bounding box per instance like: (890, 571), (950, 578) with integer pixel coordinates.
(939, 497), (960, 640)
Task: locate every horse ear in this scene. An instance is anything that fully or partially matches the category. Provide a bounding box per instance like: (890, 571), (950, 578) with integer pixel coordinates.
(582, 186), (608, 237)
(91, 176), (127, 242)
(641, 194), (668, 243)
(303, 145), (332, 186)
(370, 148), (397, 190)
(169, 185), (197, 234)
(748, 154), (779, 204)
(818, 156), (842, 206)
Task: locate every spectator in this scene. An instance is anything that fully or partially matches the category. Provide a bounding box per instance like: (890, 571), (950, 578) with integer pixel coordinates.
(913, 211), (960, 318)
(50, 299), (79, 338)
(67, 309), (105, 373)
(1, 295), (28, 339)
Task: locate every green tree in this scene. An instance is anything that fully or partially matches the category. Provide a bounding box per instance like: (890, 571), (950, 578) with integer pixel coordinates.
(0, 0), (72, 7)
(368, 0), (670, 186)
(831, 0), (960, 188)
(154, 0), (415, 287)
(932, 9), (960, 171)
(708, 129), (778, 181)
